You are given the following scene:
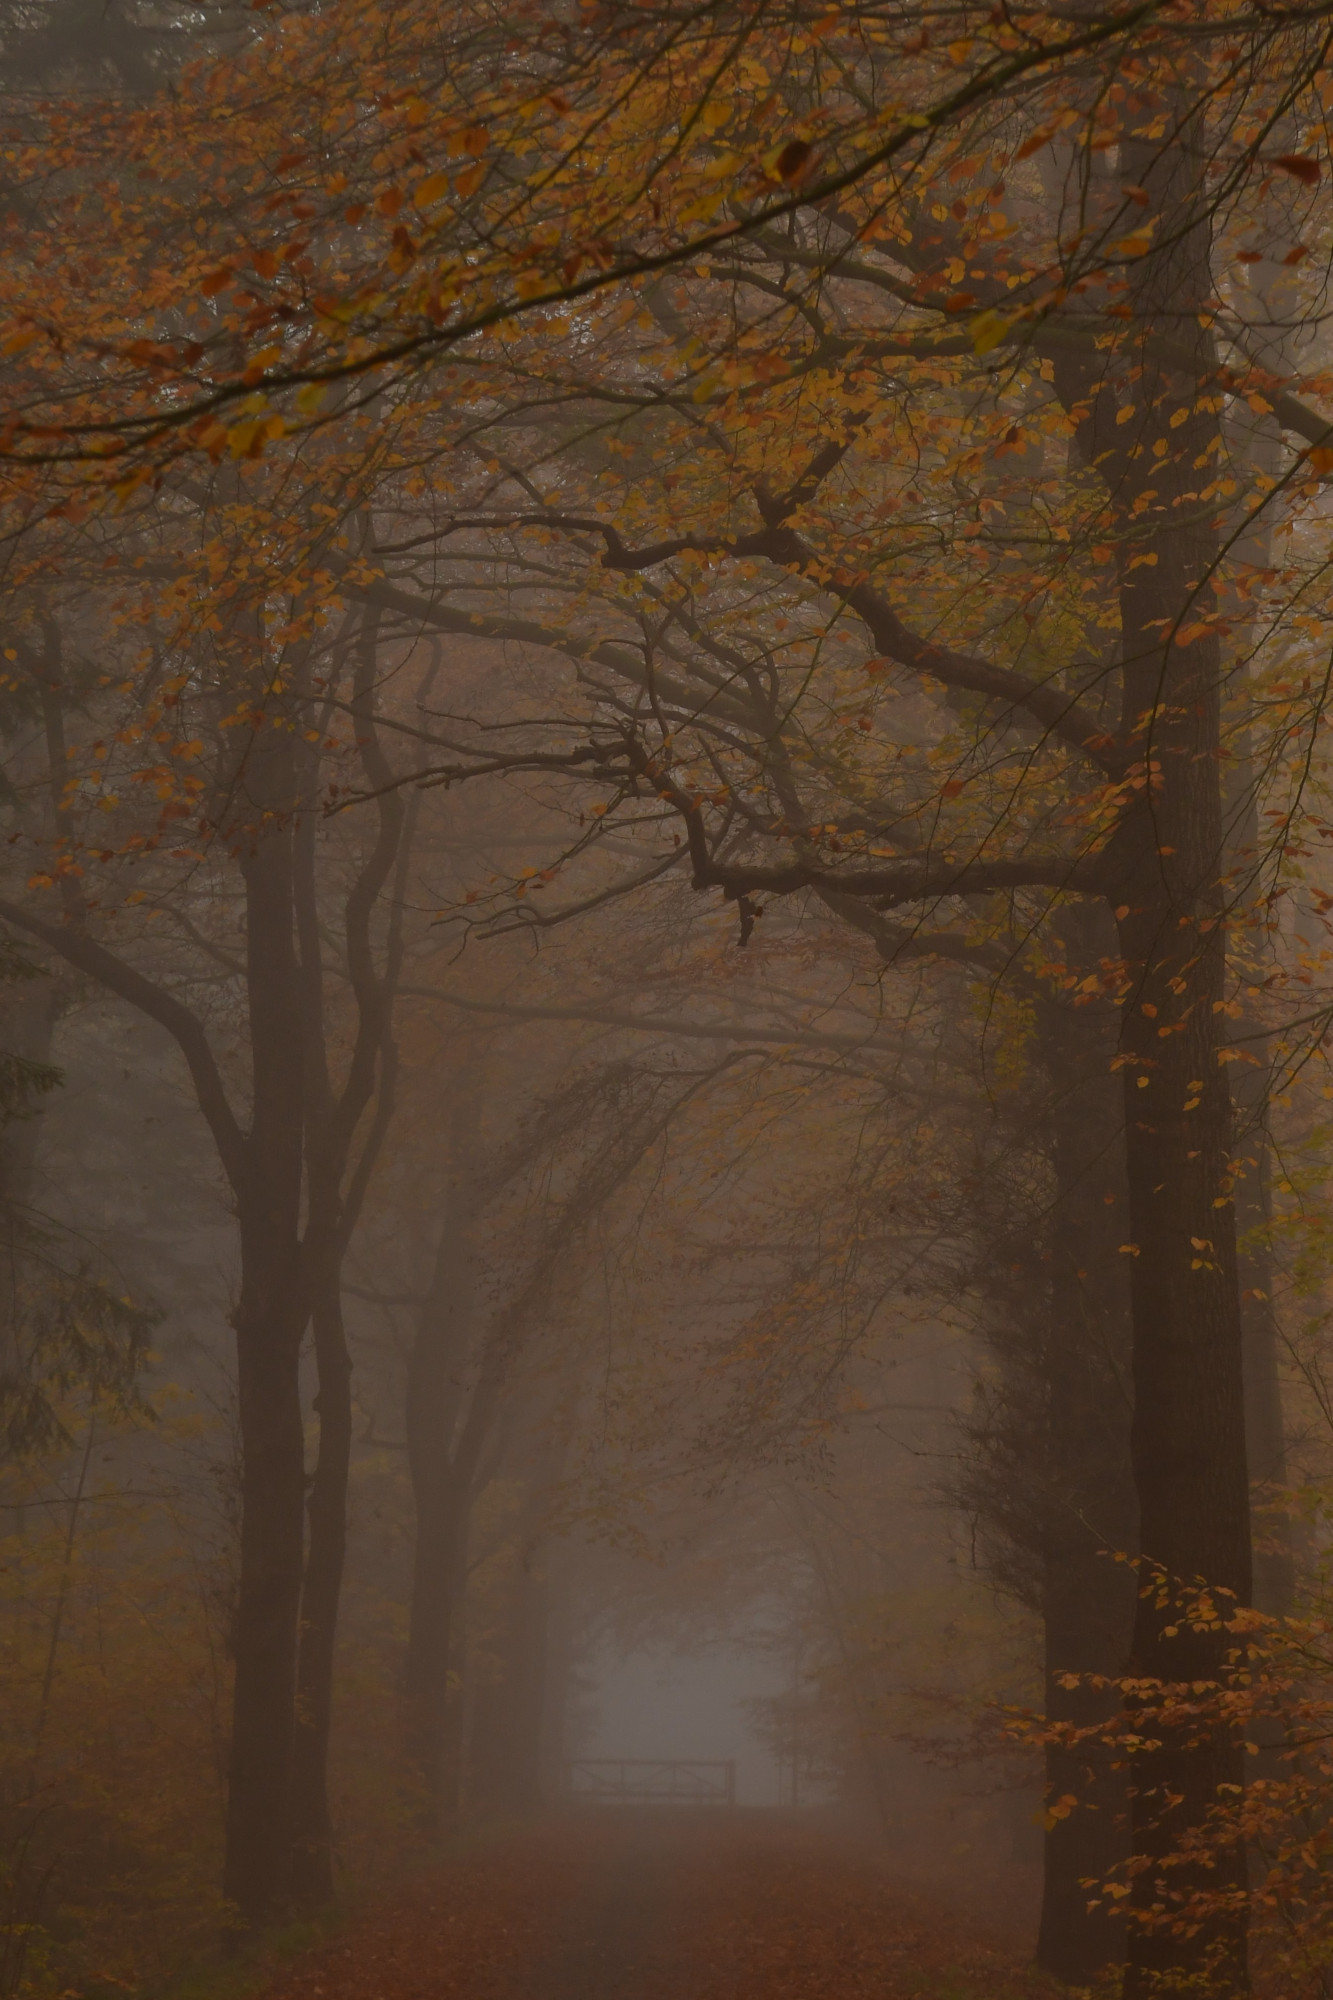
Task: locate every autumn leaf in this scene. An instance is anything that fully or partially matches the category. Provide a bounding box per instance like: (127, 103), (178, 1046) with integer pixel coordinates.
(775, 139), (814, 183)
(970, 308), (1010, 354)
(1273, 153), (1321, 185)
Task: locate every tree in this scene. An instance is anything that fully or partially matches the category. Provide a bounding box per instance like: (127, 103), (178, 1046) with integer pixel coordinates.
(0, 601), (415, 1919)
(329, 44), (1333, 1969)
(397, 1030), (756, 1818)
(10, 8), (1333, 1986)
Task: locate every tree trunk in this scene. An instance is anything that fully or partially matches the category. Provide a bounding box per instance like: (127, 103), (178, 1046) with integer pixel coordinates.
(224, 1222), (307, 1925)
(1038, 1580), (1132, 1985)
(222, 765), (308, 1928)
(471, 1558), (551, 1816)
(287, 624), (406, 1894)
(1234, 1084), (1291, 1617)
(1036, 1010), (1137, 1985)
(404, 1455), (470, 1819)
(1108, 104), (1252, 1992)
(289, 1245), (352, 1903)
(465, 1458), (563, 1818)
(1041, 96), (1253, 1995)
(403, 1089), (483, 1821)
(0, 970), (59, 1388)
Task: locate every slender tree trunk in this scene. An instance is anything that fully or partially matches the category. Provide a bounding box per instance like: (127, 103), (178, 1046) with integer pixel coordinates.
(225, 1205), (307, 1924)
(289, 1242), (352, 1902)
(404, 1457), (470, 1819)
(404, 1147), (478, 1820)
(222, 760), (308, 1928)
(465, 1454), (564, 1817)
(465, 1558), (551, 1816)
(287, 618), (406, 1893)
(0, 971), (59, 1390)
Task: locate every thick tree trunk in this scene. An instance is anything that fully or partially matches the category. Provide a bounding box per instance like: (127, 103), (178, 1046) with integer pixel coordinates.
(1116, 942), (1250, 1992)
(954, 941), (1137, 1984)
(1109, 108), (1252, 1991)
(1040, 97), (1253, 1995)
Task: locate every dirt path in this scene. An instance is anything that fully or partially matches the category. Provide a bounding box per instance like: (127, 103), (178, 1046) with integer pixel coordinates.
(265, 1813), (1053, 2000)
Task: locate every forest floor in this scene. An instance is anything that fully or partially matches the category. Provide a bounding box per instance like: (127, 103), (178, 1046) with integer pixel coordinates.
(260, 1811), (1056, 2000)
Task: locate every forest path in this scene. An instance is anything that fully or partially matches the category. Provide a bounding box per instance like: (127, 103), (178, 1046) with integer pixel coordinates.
(264, 1813), (1051, 2000)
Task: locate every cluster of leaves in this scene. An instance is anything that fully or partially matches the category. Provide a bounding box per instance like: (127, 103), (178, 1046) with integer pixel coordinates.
(0, 1268), (155, 1461)
(1001, 1545), (1333, 1997)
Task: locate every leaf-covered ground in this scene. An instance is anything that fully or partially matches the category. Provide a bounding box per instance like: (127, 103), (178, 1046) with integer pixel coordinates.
(261, 1813), (1057, 2000)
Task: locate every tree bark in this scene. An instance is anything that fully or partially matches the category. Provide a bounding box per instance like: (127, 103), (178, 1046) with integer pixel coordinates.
(289, 1247), (352, 1902)
(1108, 99), (1251, 1998)
(288, 617), (406, 1895)
(1034, 96), (1254, 1995)
(466, 1557), (551, 1818)
(1036, 993), (1137, 1985)
(223, 794), (308, 1926)
(465, 1450), (566, 1818)
(404, 1130), (479, 1820)
(1039, 1580), (1132, 1985)
(404, 1447), (471, 1820)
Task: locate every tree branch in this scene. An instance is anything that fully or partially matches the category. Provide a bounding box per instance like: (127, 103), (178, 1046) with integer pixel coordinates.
(0, 900), (248, 1193)
(397, 984), (877, 1052)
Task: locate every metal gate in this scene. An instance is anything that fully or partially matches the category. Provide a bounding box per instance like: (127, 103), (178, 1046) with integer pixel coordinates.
(566, 1757), (737, 1806)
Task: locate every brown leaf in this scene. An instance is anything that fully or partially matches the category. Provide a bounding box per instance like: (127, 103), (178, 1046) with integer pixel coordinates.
(776, 139), (813, 182)
(1273, 153), (1321, 185)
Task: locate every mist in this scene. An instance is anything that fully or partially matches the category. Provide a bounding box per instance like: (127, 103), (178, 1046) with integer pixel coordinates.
(3, 4), (1333, 1999)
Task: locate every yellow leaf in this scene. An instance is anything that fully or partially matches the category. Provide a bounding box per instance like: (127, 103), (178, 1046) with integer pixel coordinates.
(970, 309), (1010, 355)
(414, 173), (449, 208)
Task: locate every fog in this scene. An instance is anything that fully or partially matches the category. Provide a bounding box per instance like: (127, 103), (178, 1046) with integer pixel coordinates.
(5, 4), (1333, 1999)
(583, 1640), (789, 1806)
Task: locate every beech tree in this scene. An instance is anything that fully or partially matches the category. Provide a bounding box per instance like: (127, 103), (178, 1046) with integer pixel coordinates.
(329, 45), (1333, 1975)
(10, 4), (1333, 1990)
(0, 599), (418, 1919)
